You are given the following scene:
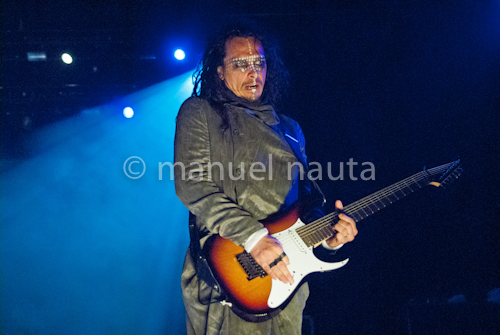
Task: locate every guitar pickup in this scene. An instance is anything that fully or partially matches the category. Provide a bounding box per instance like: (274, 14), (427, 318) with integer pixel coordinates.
(236, 251), (268, 281)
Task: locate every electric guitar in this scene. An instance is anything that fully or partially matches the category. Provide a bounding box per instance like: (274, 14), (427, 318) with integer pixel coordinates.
(204, 160), (462, 321)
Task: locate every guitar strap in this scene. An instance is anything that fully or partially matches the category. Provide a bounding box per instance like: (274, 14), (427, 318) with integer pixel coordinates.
(188, 212), (224, 305)
(276, 117), (326, 208)
(275, 117), (307, 166)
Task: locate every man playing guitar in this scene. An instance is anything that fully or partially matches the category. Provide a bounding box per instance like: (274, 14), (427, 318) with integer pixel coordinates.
(174, 22), (357, 334)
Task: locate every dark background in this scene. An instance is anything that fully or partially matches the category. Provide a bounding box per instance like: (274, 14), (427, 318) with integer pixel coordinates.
(2, 1), (499, 334)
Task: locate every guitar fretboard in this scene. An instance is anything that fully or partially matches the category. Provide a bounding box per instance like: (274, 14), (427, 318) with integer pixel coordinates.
(296, 161), (457, 248)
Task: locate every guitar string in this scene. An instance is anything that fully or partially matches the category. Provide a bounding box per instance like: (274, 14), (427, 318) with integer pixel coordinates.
(344, 170), (429, 212)
(312, 162), (452, 227)
(275, 162), (457, 250)
(284, 162), (453, 241)
(277, 169), (435, 249)
(345, 162), (454, 216)
(342, 162), (453, 213)
(296, 162), (454, 243)
(298, 174), (421, 237)
(278, 173), (429, 248)
(311, 163), (451, 231)
(292, 162), (455, 245)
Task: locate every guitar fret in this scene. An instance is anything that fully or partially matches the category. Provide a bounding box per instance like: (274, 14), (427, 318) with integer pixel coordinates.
(416, 179), (428, 187)
(351, 212), (364, 222)
(318, 230), (330, 242)
(402, 179), (417, 192)
(401, 185), (412, 194)
(312, 232), (322, 243)
(394, 189), (405, 198)
(372, 201), (382, 210)
(320, 228), (330, 238)
(374, 200), (385, 210)
(303, 236), (311, 245)
(367, 204), (377, 214)
(396, 184), (407, 195)
(379, 197), (392, 207)
(408, 178), (422, 191)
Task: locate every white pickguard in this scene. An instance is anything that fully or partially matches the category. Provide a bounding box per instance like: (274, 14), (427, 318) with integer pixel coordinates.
(267, 218), (348, 308)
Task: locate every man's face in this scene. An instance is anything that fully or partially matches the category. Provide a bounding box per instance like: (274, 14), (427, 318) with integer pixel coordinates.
(217, 36), (267, 101)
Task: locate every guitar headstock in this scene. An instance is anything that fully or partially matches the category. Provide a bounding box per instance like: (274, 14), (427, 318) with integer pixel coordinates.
(428, 159), (462, 188)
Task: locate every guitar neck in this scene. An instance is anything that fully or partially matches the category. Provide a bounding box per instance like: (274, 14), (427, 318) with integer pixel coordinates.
(296, 161), (457, 248)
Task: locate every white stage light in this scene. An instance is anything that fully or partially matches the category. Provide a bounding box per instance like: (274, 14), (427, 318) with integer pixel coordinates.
(61, 53), (73, 64)
(123, 107), (134, 118)
(174, 49), (185, 61)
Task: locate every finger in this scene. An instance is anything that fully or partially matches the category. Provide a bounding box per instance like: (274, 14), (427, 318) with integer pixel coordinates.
(270, 266), (285, 283)
(262, 263), (276, 280)
(264, 252), (286, 277)
(333, 222), (354, 243)
(334, 220), (351, 233)
(337, 220), (356, 238)
(338, 214), (358, 236)
(339, 213), (355, 225)
(283, 255), (290, 266)
(335, 227), (349, 242)
(262, 255), (281, 279)
(335, 200), (344, 210)
(275, 261), (294, 284)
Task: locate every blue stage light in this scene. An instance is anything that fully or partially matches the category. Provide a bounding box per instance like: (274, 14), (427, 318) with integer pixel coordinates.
(174, 49), (186, 61)
(123, 107), (134, 118)
(61, 53), (73, 64)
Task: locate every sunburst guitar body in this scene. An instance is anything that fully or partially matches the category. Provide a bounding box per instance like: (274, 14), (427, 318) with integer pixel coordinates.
(203, 160), (462, 321)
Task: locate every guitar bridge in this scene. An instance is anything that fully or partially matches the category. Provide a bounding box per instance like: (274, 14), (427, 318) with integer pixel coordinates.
(236, 251), (268, 281)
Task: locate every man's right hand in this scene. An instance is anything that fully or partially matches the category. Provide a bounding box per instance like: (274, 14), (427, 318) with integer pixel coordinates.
(250, 235), (294, 285)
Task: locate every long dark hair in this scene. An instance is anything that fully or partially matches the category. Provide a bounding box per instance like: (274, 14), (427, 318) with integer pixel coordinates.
(192, 22), (288, 108)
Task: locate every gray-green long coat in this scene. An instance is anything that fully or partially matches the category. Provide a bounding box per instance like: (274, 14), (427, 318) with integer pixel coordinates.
(174, 96), (324, 335)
